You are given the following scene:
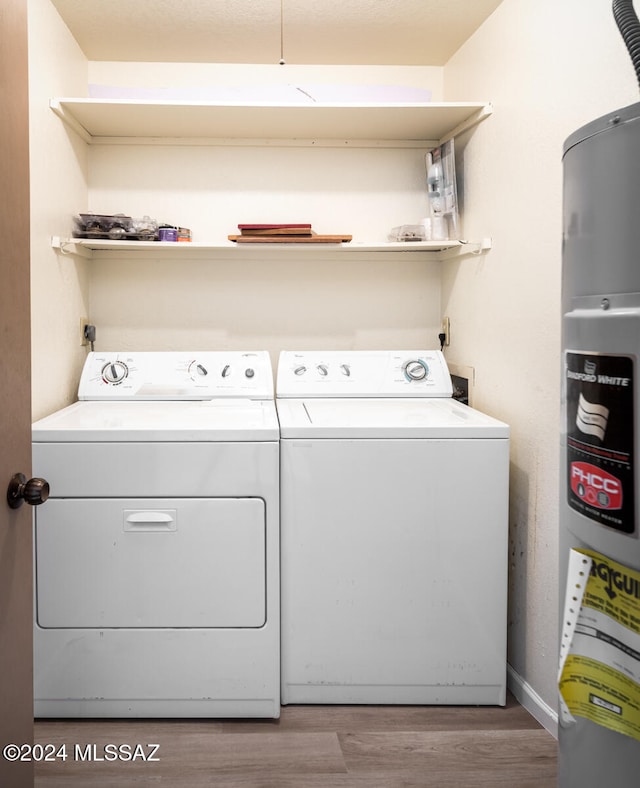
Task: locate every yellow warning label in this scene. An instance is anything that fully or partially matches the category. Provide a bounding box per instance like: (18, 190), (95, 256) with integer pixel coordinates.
(559, 549), (640, 742)
(560, 654), (640, 740)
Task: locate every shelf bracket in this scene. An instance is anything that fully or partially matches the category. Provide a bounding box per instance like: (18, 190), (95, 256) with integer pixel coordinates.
(440, 237), (492, 261)
(49, 99), (92, 144)
(51, 236), (92, 259)
(438, 103), (493, 146)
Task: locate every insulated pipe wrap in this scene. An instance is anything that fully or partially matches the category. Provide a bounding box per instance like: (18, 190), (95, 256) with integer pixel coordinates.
(613, 0), (640, 89)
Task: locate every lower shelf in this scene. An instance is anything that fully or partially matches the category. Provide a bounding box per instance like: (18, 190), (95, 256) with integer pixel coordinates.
(51, 237), (491, 261)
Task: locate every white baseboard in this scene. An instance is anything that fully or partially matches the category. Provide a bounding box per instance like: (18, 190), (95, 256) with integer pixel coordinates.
(507, 663), (558, 739)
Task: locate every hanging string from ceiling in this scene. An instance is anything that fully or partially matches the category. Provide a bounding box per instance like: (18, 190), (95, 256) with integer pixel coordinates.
(279, 0), (286, 64)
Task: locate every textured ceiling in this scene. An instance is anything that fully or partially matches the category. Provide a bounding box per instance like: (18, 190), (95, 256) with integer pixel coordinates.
(49, 0), (504, 66)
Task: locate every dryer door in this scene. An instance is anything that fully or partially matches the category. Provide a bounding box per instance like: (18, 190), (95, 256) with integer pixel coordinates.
(35, 498), (266, 628)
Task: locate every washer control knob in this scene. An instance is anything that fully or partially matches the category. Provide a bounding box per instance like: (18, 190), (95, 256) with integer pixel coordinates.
(221, 364), (231, 378)
(317, 364), (328, 376)
(404, 359), (429, 381)
(101, 360), (129, 385)
(245, 368), (255, 378)
(340, 364), (351, 376)
(294, 365), (307, 376)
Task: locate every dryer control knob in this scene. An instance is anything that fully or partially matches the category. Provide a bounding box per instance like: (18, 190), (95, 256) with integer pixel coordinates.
(294, 365), (307, 376)
(404, 359), (429, 381)
(317, 364), (328, 376)
(245, 368), (255, 378)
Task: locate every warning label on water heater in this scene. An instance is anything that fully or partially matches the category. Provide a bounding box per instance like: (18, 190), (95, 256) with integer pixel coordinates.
(559, 548), (640, 743)
(566, 352), (634, 534)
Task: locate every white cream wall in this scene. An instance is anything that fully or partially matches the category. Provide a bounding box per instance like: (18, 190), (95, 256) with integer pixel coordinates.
(443, 0), (639, 728)
(83, 63), (446, 360)
(87, 62), (444, 99)
(28, 0), (89, 420)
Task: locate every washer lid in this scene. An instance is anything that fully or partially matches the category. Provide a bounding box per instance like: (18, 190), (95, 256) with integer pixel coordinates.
(276, 397), (509, 439)
(32, 399), (279, 442)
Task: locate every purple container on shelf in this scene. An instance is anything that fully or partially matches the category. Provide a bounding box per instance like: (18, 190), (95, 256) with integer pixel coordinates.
(159, 227), (178, 242)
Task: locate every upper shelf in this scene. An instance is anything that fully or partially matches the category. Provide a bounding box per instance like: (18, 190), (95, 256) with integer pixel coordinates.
(49, 98), (492, 146)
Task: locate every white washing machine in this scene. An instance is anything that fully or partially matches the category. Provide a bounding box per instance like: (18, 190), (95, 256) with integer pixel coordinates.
(276, 349), (510, 706)
(32, 351), (280, 718)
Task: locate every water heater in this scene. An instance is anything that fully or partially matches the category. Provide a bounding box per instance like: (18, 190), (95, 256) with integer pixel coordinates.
(559, 3), (640, 783)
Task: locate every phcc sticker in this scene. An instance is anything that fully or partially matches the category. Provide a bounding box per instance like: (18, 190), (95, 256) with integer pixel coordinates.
(571, 462), (623, 510)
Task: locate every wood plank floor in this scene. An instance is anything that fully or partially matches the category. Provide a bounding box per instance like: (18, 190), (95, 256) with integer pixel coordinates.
(34, 694), (557, 787)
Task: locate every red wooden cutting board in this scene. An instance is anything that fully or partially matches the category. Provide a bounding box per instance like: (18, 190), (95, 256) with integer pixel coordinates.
(229, 234), (352, 243)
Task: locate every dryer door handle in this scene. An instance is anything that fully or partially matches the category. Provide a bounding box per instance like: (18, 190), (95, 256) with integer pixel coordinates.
(124, 510), (177, 532)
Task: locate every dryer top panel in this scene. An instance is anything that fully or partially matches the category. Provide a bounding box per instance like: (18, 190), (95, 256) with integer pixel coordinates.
(277, 350), (453, 398)
(78, 351), (274, 401)
(32, 398), (279, 441)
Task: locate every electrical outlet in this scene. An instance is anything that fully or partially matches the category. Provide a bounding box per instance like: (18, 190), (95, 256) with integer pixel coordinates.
(80, 317), (89, 346)
(441, 316), (451, 346)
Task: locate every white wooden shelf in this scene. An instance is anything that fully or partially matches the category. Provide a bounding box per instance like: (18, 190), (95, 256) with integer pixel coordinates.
(50, 98), (492, 147)
(52, 237), (491, 262)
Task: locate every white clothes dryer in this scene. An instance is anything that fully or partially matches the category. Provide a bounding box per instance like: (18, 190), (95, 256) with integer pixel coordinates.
(32, 351), (280, 718)
(276, 350), (510, 706)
